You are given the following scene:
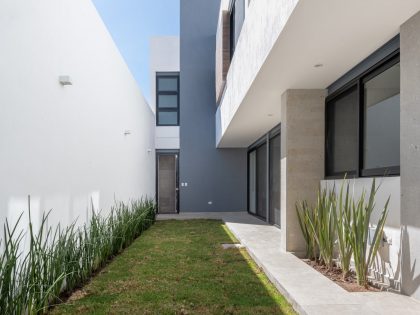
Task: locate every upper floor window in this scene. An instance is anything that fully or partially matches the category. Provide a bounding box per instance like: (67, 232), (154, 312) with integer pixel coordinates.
(156, 73), (179, 126)
(229, 0), (245, 60)
(325, 53), (400, 178)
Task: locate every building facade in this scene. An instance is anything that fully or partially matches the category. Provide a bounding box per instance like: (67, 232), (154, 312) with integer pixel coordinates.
(176, 0), (420, 301)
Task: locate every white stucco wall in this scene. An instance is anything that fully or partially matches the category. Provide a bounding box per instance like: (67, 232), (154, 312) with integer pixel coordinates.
(216, 0), (420, 148)
(0, 0), (155, 231)
(150, 36), (180, 149)
(322, 177), (401, 289)
(216, 0), (299, 147)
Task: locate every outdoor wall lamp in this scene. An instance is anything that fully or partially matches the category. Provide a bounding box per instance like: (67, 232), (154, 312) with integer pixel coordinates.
(59, 75), (73, 85)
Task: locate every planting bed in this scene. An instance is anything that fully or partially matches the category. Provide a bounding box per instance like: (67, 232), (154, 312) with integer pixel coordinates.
(303, 259), (380, 292)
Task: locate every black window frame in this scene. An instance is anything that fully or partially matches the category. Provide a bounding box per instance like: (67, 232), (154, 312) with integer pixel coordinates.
(325, 51), (400, 179)
(156, 72), (180, 126)
(229, 0), (236, 60)
(247, 125), (281, 225)
(229, 0), (246, 61)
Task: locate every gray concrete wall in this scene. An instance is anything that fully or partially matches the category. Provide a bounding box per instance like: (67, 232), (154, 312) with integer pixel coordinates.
(180, 0), (247, 212)
(400, 10), (420, 300)
(280, 90), (326, 253)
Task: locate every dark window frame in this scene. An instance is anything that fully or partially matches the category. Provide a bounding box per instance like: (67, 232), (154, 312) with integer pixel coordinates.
(229, 0), (236, 60)
(325, 51), (400, 179)
(156, 73), (180, 126)
(247, 125), (281, 224)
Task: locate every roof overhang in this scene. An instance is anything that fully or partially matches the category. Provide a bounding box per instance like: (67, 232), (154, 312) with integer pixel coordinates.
(216, 0), (420, 148)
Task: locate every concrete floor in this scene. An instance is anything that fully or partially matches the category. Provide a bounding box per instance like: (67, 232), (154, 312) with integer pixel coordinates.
(157, 211), (420, 315)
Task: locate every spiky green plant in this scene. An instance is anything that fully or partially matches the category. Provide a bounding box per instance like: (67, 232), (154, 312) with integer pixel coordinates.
(313, 188), (336, 270)
(348, 179), (389, 287)
(0, 196), (156, 314)
(296, 201), (317, 260)
(296, 187), (337, 268)
(333, 179), (353, 279)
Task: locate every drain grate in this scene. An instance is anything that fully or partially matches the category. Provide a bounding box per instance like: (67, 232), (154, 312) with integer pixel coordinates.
(221, 243), (245, 249)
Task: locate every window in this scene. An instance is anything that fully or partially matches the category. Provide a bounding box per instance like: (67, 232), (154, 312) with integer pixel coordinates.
(326, 85), (359, 176)
(229, 1), (236, 60)
(229, 0), (245, 60)
(362, 61), (400, 176)
(156, 73), (179, 126)
(325, 53), (400, 177)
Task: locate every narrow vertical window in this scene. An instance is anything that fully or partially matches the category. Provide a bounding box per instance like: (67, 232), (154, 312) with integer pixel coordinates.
(326, 85), (359, 177)
(156, 73), (179, 126)
(229, 0), (236, 60)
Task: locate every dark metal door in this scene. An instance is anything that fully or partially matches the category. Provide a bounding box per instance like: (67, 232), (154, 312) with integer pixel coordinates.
(157, 152), (178, 214)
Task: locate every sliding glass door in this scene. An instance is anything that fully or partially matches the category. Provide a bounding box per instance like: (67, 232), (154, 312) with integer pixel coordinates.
(248, 127), (281, 226)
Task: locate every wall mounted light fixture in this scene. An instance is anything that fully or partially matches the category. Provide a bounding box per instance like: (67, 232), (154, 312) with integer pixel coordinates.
(59, 75), (73, 85)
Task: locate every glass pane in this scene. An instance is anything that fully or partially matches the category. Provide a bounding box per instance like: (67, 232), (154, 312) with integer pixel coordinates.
(269, 135), (280, 226)
(158, 77), (178, 92)
(326, 86), (358, 175)
(248, 150), (257, 214)
(158, 111), (178, 125)
(158, 95), (178, 108)
(256, 143), (267, 219)
(364, 62), (400, 170)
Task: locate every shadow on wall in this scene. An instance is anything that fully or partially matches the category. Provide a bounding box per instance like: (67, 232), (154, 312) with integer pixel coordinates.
(371, 237), (398, 290)
(401, 225), (420, 296)
(2, 191), (103, 251)
(373, 225), (420, 295)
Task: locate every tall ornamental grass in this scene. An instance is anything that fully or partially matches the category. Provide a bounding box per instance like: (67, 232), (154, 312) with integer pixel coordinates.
(0, 197), (156, 314)
(333, 180), (353, 279)
(348, 180), (389, 287)
(296, 178), (389, 287)
(296, 201), (317, 260)
(296, 190), (336, 269)
(314, 189), (336, 270)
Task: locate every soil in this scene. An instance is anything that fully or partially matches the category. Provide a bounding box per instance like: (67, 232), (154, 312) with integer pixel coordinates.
(67, 289), (88, 302)
(303, 259), (381, 292)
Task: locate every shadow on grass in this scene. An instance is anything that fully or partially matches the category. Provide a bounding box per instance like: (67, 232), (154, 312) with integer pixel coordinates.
(51, 219), (296, 315)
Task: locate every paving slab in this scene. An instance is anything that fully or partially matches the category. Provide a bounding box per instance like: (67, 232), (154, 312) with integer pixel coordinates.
(157, 212), (420, 315)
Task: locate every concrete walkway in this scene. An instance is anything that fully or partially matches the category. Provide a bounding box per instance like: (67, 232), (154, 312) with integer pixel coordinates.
(157, 212), (420, 315)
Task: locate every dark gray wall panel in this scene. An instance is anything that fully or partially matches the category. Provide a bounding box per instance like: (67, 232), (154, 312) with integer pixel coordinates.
(180, 0), (247, 212)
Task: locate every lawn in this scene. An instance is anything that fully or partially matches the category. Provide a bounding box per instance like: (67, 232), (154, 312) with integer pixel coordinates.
(51, 220), (296, 315)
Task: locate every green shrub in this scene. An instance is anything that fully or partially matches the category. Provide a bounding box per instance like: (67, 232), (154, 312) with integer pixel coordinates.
(0, 197), (156, 314)
(296, 201), (317, 260)
(348, 179), (389, 287)
(314, 189), (336, 269)
(296, 188), (336, 269)
(333, 179), (353, 279)
(296, 178), (389, 286)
